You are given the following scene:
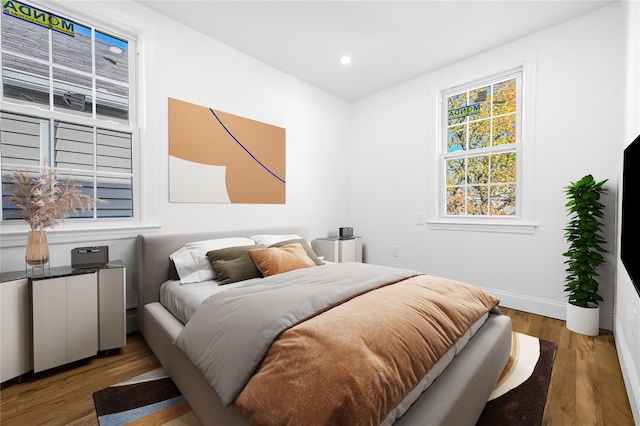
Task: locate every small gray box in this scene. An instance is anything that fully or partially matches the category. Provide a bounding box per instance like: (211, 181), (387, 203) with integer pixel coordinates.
(339, 227), (354, 239)
(71, 246), (109, 268)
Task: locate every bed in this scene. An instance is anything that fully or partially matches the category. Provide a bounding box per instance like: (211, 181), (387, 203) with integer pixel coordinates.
(136, 227), (512, 426)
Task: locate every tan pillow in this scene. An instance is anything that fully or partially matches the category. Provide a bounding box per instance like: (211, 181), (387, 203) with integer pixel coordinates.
(249, 243), (316, 277)
(268, 238), (324, 266)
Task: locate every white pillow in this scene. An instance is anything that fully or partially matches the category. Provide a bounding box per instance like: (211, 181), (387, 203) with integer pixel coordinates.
(170, 237), (255, 284)
(249, 234), (302, 247)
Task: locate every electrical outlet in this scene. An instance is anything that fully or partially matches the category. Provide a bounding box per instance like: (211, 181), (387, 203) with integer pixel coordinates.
(392, 245), (399, 257)
(416, 213), (425, 225)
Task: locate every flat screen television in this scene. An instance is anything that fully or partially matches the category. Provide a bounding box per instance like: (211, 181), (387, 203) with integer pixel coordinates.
(621, 134), (640, 297)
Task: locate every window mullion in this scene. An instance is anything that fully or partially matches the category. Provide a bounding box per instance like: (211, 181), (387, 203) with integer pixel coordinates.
(48, 20), (53, 113)
(91, 27), (96, 120)
(93, 126), (98, 218)
(463, 156), (468, 215)
(46, 118), (53, 167)
(464, 91), (470, 216)
(444, 144), (515, 161)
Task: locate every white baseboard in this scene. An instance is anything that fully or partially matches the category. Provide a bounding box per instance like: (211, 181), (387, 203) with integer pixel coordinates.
(479, 287), (613, 331)
(615, 318), (640, 425)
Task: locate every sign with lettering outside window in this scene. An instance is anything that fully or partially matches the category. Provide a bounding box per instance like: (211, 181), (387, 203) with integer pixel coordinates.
(2, 0), (74, 36)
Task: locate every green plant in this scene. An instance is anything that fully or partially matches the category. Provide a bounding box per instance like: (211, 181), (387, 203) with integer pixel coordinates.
(563, 174), (608, 307)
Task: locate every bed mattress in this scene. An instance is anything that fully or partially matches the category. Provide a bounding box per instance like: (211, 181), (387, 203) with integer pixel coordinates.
(160, 278), (255, 324)
(160, 260), (338, 325)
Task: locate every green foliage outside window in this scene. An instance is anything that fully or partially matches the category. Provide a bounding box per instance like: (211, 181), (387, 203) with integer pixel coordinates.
(445, 77), (518, 216)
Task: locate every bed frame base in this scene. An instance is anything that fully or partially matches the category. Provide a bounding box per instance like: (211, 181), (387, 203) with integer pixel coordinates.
(143, 302), (511, 426)
(144, 303), (248, 425)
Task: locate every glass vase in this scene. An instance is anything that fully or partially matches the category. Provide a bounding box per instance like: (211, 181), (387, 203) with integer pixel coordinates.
(26, 230), (50, 267)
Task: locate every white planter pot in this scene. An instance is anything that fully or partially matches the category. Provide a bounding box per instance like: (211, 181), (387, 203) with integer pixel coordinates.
(566, 301), (599, 336)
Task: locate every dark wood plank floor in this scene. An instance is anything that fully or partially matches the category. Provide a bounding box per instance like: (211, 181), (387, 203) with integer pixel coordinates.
(0, 307), (635, 425)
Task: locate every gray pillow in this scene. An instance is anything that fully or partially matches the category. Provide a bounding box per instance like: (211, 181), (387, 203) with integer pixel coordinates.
(269, 239), (324, 266)
(206, 244), (266, 285)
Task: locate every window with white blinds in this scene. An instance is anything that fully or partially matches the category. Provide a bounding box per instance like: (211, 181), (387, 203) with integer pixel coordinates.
(0, 1), (138, 225)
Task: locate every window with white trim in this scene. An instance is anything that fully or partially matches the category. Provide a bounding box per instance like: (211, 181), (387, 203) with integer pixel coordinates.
(0, 1), (138, 223)
(441, 71), (522, 219)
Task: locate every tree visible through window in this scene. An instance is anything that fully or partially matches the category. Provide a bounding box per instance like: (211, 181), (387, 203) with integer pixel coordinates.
(443, 73), (520, 217)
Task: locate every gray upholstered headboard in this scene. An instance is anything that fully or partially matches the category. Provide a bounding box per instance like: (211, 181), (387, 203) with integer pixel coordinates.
(136, 227), (310, 330)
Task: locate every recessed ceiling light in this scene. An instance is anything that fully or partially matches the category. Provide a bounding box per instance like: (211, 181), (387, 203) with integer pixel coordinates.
(110, 46), (122, 55)
(340, 56), (351, 65)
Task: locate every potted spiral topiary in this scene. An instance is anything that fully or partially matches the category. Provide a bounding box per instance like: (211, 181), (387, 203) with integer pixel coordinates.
(563, 174), (608, 336)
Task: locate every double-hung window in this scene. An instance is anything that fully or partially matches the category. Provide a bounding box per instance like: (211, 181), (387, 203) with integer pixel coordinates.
(0, 1), (138, 225)
(443, 72), (521, 218)
(430, 53), (536, 235)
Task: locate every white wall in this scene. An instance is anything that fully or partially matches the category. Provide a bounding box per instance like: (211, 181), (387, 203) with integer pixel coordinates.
(616, 2), (640, 423)
(349, 5), (623, 325)
(349, 2), (637, 417)
(0, 0), (352, 311)
(132, 4), (351, 236)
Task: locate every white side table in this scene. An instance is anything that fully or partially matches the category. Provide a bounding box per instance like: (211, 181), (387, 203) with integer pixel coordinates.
(314, 237), (363, 263)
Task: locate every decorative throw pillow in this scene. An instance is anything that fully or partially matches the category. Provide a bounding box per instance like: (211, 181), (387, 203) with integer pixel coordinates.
(249, 243), (316, 277)
(169, 237), (255, 284)
(268, 238), (324, 266)
(206, 244), (265, 285)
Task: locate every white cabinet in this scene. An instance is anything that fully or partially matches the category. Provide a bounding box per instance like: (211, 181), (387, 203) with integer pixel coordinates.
(32, 273), (98, 372)
(0, 278), (31, 382)
(98, 266), (126, 351)
(314, 237), (363, 263)
(0, 261), (127, 380)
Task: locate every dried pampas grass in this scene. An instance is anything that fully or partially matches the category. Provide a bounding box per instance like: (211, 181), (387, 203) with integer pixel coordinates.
(6, 164), (100, 231)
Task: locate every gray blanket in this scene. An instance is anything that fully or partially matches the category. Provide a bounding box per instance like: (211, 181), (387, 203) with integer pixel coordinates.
(173, 262), (419, 407)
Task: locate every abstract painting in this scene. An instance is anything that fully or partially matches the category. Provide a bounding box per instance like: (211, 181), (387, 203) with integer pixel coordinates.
(168, 97), (286, 204)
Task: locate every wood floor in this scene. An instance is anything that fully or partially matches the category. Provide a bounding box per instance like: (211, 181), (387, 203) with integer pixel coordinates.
(0, 333), (161, 426)
(500, 307), (635, 426)
(0, 307), (635, 425)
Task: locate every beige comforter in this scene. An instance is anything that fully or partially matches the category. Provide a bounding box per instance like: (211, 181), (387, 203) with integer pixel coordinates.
(232, 274), (499, 425)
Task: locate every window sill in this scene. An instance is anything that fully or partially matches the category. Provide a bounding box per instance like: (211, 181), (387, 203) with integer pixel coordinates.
(426, 220), (536, 234)
(0, 223), (162, 248)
